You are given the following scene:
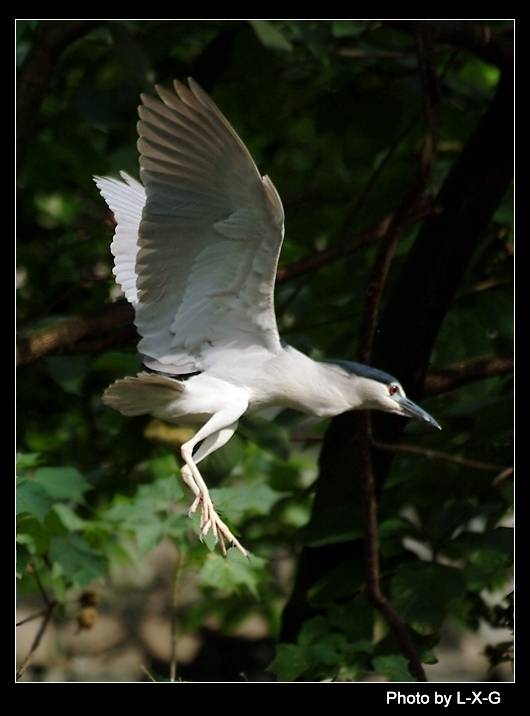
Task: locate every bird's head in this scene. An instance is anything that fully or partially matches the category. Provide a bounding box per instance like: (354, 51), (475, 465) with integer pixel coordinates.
(322, 359), (441, 430)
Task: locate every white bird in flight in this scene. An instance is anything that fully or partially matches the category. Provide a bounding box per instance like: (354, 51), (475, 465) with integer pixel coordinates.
(95, 79), (440, 557)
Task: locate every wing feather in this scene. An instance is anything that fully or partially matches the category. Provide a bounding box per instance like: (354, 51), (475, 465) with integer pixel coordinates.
(94, 172), (145, 304)
(136, 79), (284, 373)
(96, 79), (285, 375)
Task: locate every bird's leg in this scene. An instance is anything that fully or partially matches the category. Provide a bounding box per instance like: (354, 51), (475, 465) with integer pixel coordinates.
(183, 456), (246, 558)
(180, 464), (200, 502)
(180, 417), (248, 557)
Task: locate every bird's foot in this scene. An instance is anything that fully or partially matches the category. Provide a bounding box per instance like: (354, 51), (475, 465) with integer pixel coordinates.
(188, 493), (248, 559)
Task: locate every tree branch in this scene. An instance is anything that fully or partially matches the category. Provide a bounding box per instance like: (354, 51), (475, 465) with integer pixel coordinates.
(17, 199), (440, 367)
(372, 439), (511, 474)
(385, 20), (513, 70)
(356, 412), (427, 681)
(276, 198), (439, 285)
(16, 301), (135, 366)
(423, 353), (513, 397)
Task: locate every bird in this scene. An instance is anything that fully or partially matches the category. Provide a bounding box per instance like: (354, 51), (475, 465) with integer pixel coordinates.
(95, 78), (440, 558)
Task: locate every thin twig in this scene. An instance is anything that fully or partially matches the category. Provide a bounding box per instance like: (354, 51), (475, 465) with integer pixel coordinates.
(16, 609), (49, 627)
(16, 563), (58, 680)
(276, 199), (438, 285)
(492, 467), (514, 486)
(16, 599), (57, 680)
(170, 548), (186, 683)
(31, 562), (52, 606)
(372, 440), (511, 473)
(356, 412), (427, 681)
(140, 664), (158, 682)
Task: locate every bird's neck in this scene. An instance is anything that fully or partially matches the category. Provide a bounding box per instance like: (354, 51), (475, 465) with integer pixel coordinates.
(261, 347), (357, 418)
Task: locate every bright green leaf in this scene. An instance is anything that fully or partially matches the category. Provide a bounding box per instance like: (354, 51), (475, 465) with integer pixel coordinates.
(49, 534), (105, 586)
(135, 523), (166, 557)
(147, 454), (181, 480)
(52, 503), (87, 531)
(136, 475), (184, 504)
(16, 453), (42, 469)
(210, 482), (287, 516)
(34, 467), (92, 503)
(16, 479), (54, 523)
(200, 550), (267, 598)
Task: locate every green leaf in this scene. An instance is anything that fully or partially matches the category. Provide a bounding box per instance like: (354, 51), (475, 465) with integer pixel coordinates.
(456, 527), (513, 590)
(52, 503), (87, 531)
(16, 453), (42, 469)
(147, 454), (181, 480)
(135, 522), (166, 557)
(136, 474), (184, 504)
(373, 654), (416, 682)
(298, 615), (331, 646)
(268, 644), (314, 682)
(45, 355), (91, 395)
(17, 516), (52, 554)
(49, 534), (105, 586)
(268, 641), (341, 682)
(427, 500), (502, 544)
(33, 466), (93, 503)
(249, 21), (293, 52)
(103, 476), (186, 556)
(200, 551), (267, 598)
(91, 351), (140, 373)
(331, 21), (365, 38)
(456, 526), (513, 558)
(391, 562), (467, 635)
(210, 482), (286, 516)
(16, 479), (54, 523)
(308, 559), (365, 606)
(16, 542), (31, 578)
(327, 596), (374, 643)
(166, 514), (193, 540)
(239, 415), (291, 460)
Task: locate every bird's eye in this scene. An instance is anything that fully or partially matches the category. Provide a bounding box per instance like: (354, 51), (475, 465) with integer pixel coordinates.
(389, 384), (399, 396)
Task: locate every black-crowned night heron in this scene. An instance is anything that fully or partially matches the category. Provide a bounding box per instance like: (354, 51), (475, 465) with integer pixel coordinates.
(95, 79), (440, 557)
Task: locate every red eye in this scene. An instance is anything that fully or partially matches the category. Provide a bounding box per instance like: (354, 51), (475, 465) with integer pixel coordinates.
(389, 384), (399, 396)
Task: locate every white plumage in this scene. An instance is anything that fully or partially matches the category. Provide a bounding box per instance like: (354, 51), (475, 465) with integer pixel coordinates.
(96, 79), (439, 557)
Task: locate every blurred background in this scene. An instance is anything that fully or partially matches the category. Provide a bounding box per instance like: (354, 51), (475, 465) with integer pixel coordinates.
(16, 20), (513, 682)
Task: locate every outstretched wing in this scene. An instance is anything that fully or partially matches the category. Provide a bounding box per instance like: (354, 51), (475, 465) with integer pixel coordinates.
(104, 79), (286, 374)
(94, 171), (145, 305)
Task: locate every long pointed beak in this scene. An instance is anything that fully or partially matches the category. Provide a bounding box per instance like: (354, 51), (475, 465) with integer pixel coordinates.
(395, 396), (441, 430)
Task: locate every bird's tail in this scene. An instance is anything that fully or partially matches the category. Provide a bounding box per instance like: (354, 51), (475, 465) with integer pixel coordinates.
(103, 372), (184, 417)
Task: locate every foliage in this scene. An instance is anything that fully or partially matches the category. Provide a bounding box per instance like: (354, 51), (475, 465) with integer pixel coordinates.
(17, 20), (513, 682)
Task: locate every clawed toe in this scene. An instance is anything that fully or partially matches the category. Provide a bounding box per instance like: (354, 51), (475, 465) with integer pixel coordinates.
(190, 492), (248, 558)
